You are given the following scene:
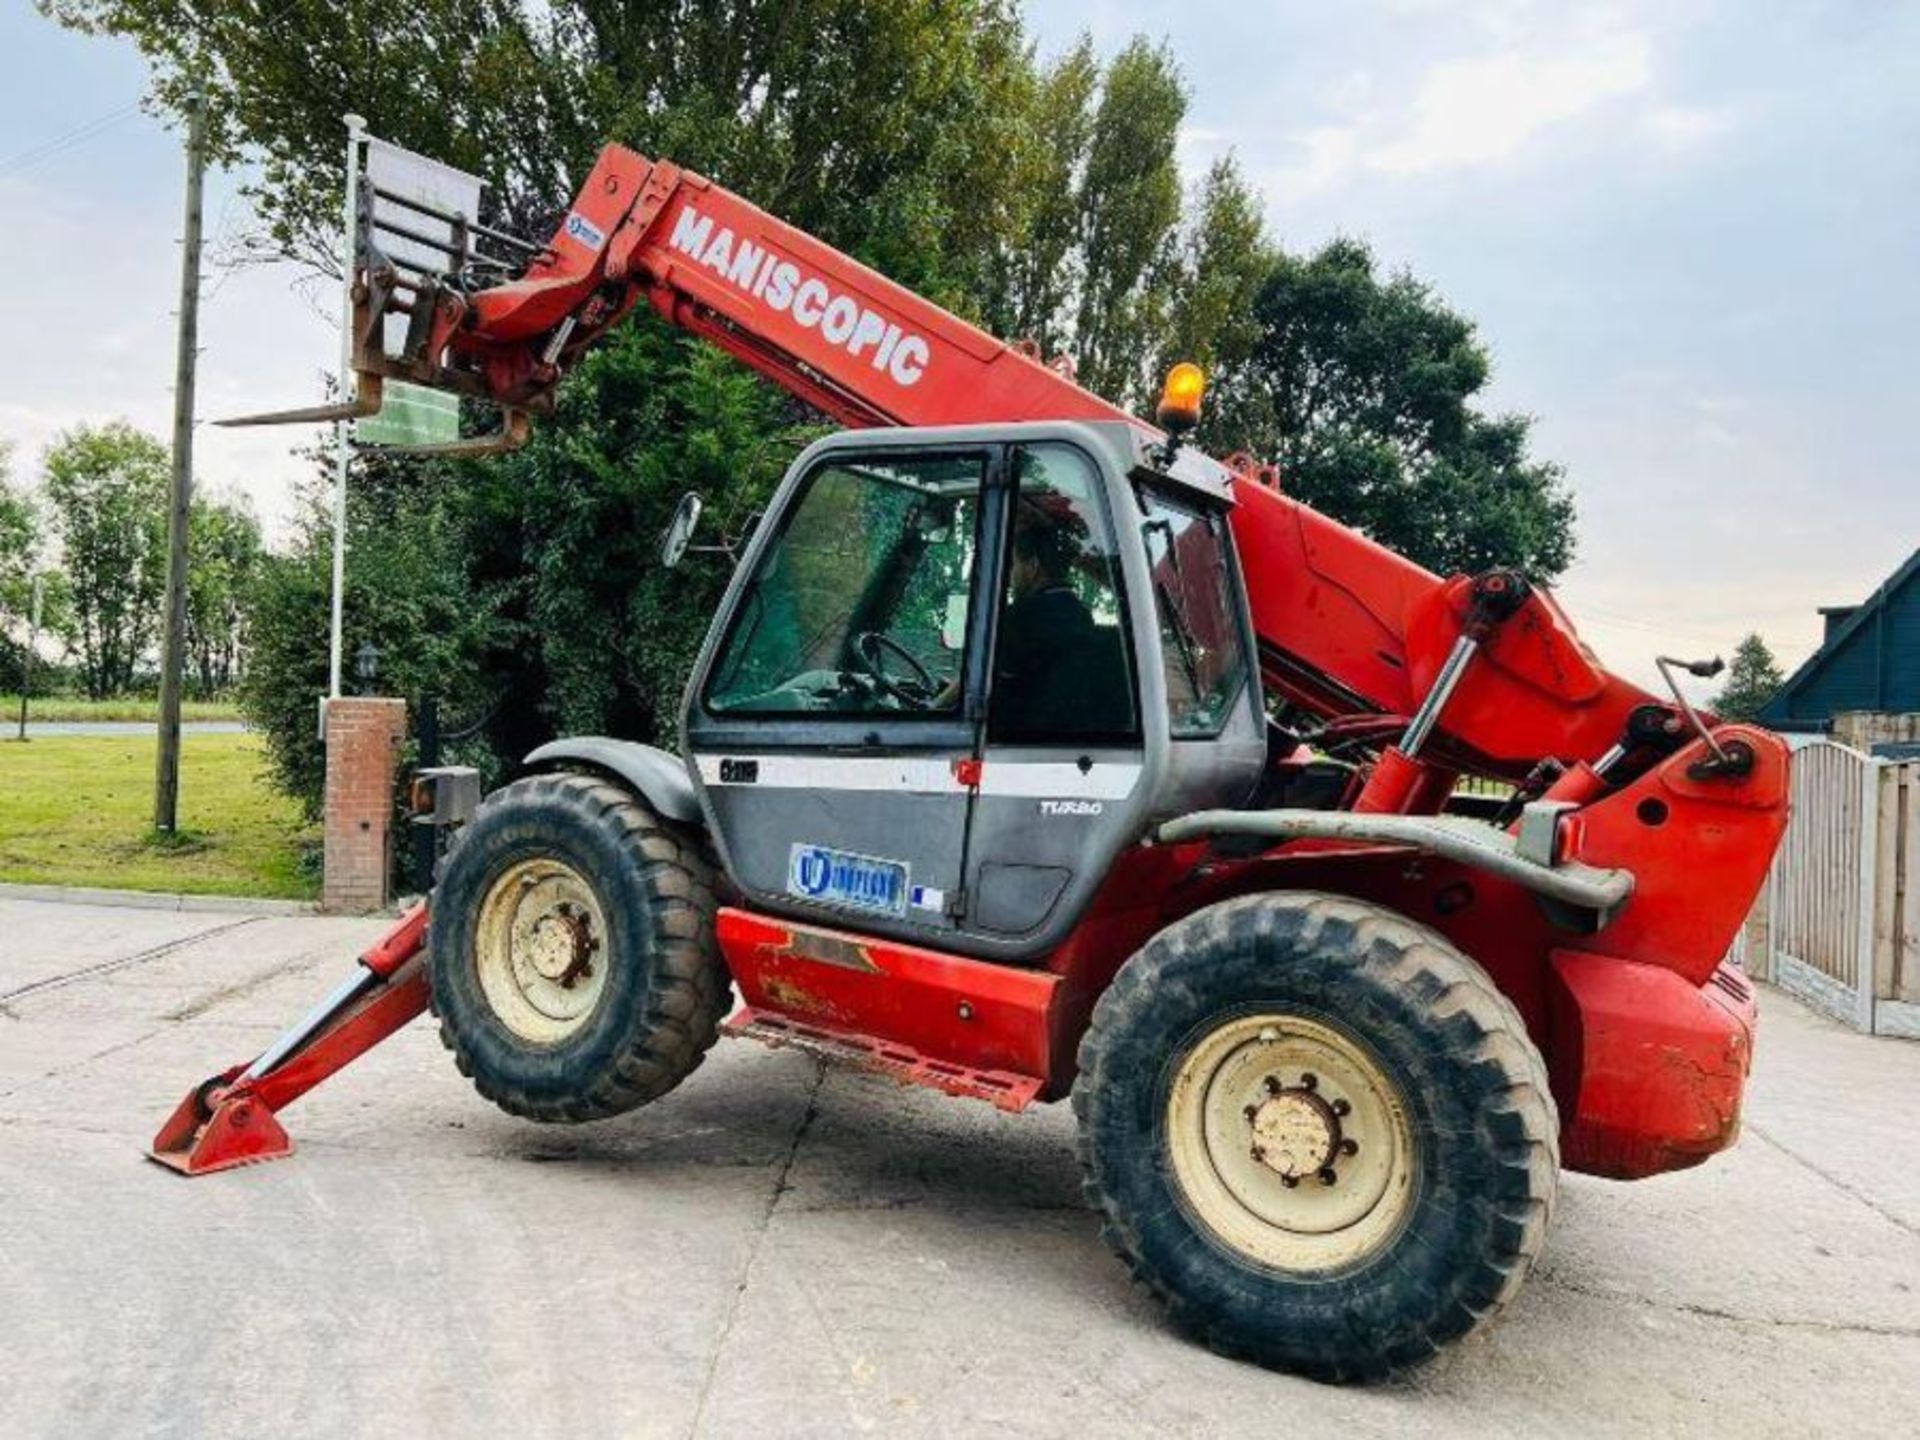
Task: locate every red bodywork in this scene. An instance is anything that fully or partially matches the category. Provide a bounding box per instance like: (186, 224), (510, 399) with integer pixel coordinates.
(155, 146), (1785, 1182)
(714, 729), (1776, 1178)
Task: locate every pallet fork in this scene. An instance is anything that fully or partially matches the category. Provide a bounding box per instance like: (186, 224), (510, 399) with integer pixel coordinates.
(149, 905), (431, 1175)
(216, 157), (544, 458)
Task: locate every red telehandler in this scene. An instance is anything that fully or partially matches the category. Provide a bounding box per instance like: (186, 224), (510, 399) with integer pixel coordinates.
(153, 145), (1788, 1379)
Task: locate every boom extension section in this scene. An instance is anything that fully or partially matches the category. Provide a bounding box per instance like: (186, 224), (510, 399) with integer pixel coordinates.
(226, 142), (1670, 756)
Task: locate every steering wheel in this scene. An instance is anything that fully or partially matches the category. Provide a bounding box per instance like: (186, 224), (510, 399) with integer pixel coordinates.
(853, 630), (937, 709)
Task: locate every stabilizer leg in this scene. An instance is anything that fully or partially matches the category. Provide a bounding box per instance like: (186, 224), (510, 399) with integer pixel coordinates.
(149, 905), (431, 1177)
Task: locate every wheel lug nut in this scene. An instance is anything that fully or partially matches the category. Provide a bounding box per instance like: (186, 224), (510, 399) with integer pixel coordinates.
(1299, 1072), (1318, 1091)
(1340, 1138), (1359, 1156)
(1243, 1104), (1260, 1122)
(1318, 1167), (1338, 1186)
(1263, 1075), (1283, 1095)
(1280, 1174), (1300, 1188)
(1331, 1098), (1350, 1117)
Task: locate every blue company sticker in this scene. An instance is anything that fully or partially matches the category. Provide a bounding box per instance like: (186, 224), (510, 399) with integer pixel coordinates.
(563, 211), (607, 252)
(787, 843), (910, 918)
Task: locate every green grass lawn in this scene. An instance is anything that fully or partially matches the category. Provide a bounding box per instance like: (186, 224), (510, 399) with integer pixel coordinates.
(0, 732), (316, 899)
(0, 695), (244, 724)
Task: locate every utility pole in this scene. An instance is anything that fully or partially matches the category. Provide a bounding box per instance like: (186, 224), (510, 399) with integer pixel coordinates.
(154, 89), (205, 831)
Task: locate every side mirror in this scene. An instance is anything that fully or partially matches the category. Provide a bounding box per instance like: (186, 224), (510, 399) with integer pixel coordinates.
(660, 492), (705, 570)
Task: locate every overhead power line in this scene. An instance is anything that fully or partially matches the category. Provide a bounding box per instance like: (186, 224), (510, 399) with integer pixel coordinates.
(0, 100), (142, 179)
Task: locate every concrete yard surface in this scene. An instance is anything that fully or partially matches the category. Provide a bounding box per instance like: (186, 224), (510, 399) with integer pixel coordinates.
(1, 895), (1916, 1438)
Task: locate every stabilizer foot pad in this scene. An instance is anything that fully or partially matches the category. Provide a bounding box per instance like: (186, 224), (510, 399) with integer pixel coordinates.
(149, 1085), (294, 1177)
(723, 1007), (1044, 1113)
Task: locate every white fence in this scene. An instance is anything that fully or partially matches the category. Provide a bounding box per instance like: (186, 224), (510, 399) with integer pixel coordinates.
(1760, 741), (1920, 1037)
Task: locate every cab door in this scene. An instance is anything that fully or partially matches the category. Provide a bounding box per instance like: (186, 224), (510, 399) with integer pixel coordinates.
(961, 442), (1149, 948)
(684, 446), (997, 940)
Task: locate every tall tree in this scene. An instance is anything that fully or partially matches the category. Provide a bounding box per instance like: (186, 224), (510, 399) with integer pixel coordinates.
(0, 442), (36, 617)
(184, 493), (263, 698)
(981, 34), (1098, 350)
(1206, 238), (1576, 580)
(1155, 155), (1273, 415)
(1713, 633), (1785, 723)
(40, 422), (169, 699)
(1, 444), (41, 694)
(1071, 37), (1185, 405)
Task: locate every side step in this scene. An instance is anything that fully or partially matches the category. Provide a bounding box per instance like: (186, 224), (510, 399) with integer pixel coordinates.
(722, 1006), (1044, 1113)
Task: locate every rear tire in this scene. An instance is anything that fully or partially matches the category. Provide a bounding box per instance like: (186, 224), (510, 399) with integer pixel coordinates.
(429, 771), (728, 1123)
(1073, 891), (1557, 1381)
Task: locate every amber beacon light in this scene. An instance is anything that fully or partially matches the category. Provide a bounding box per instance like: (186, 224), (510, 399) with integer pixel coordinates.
(1156, 362), (1206, 433)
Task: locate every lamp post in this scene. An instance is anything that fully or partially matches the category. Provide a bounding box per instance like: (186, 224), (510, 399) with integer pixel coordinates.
(354, 640), (382, 697)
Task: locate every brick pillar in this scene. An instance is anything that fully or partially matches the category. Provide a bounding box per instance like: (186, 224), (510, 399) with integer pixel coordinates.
(322, 696), (407, 914)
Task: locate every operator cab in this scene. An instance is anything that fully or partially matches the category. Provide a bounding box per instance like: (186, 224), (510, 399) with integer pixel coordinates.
(681, 419), (1267, 962)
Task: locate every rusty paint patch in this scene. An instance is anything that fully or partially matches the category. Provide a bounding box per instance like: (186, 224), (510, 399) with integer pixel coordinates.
(768, 929), (883, 974)
(759, 974), (853, 1023)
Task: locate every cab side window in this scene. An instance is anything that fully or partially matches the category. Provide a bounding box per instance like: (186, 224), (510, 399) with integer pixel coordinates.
(987, 445), (1136, 743)
(1138, 487), (1250, 738)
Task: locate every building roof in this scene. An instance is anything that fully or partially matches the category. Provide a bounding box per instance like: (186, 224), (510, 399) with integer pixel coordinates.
(1762, 547), (1920, 731)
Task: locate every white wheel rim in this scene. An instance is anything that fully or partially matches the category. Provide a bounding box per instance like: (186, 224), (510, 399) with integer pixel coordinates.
(1166, 1012), (1417, 1273)
(473, 858), (611, 1044)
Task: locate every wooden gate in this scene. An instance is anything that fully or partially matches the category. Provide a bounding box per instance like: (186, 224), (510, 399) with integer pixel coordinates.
(1765, 742), (1920, 1035)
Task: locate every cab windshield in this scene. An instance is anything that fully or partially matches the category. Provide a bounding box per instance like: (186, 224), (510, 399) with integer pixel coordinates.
(705, 452), (985, 716)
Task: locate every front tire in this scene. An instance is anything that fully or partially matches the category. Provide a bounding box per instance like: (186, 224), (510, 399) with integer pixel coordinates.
(1073, 892), (1557, 1381)
(429, 771), (728, 1123)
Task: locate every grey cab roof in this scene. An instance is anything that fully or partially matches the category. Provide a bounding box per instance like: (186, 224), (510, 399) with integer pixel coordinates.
(803, 419), (1239, 507)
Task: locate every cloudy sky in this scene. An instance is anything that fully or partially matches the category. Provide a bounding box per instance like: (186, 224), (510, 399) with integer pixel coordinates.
(3, 1), (1916, 688)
